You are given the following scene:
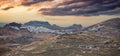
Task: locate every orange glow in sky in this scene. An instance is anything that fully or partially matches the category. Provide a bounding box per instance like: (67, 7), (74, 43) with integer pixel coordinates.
(0, 0), (120, 27)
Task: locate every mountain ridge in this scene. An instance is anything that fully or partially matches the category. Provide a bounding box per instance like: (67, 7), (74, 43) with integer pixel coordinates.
(2, 21), (82, 34)
(82, 18), (120, 37)
(0, 18), (120, 56)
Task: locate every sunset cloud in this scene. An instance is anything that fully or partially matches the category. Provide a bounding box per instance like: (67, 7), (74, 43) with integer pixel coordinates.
(21, 0), (53, 6)
(40, 0), (120, 16)
(0, 0), (53, 10)
(0, 0), (120, 16)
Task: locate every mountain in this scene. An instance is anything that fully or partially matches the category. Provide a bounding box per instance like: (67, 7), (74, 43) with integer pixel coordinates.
(21, 26), (55, 33)
(22, 21), (83, 34)
(52, 24), (82, 30)
(0, 23), (6, 27)
(5, 22), (22, 28)
(4, 22), (22, 30)
(82, 18), (120, 37)
(52, 24), (64, 30)
(22, 21), (56, 33)
(1, 21), (61, 34)
(0, 18), (120, 56)
(65, 24), (82, 29)
(23, 21), (53, 29)
(24, 21), (50, 26)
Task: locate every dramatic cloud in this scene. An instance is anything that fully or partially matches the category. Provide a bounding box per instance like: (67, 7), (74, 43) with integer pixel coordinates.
(1, 6), (14, 10)
(0, 0), (53, 10)
(21, 0), (53, 6)
(0, 0), (120, 16)
(40, 0), (120, 16)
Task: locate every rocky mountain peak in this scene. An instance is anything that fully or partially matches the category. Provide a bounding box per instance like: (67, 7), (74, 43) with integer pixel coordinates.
(4, 22), (22, 28)
(23, 21), (51, 26)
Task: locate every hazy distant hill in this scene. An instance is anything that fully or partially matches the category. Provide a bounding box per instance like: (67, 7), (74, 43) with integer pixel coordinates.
(4, 22), (22, 28)
(23, 21), (53, 29)
(0, 23), (6, 27)
(65, 24), (82, 30)
(21, 21), (83, 34)
(23, 21), (82, 30)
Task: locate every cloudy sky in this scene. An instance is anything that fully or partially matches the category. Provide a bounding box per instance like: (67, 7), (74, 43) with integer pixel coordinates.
(0, 0), (120, 27)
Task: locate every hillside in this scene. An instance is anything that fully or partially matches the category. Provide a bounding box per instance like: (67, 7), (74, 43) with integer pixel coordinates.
(0, 18), (120, 56)
(82, 18), (120, 37)
(6, 34), (120, 56)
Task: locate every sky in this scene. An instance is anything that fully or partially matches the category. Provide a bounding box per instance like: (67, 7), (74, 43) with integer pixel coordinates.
(0, 0), (120, 27)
